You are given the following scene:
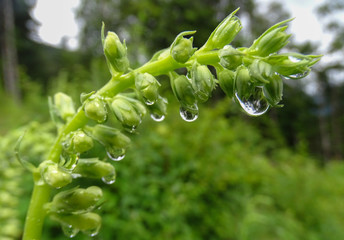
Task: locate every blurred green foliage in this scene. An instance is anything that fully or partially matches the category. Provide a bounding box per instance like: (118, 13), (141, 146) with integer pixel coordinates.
(2, 95), (344, 239)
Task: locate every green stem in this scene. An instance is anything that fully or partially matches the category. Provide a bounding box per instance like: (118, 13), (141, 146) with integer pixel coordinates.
(23, 182), (51, 240)
(22, 50), (220, 240)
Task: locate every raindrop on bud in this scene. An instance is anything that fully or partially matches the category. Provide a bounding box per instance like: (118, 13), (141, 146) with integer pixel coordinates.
(150, 113), (165, 122)
(106, 147), (125, 161)
(101, 170), (116, 184)
(61, 224), (79, 238)
(179, 104), (199, 122)
(235, 87), (270, 116)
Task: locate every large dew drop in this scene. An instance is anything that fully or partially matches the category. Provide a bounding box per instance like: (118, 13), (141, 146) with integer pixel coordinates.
(235, 87), (270, 116)
(281, 70), (310, 80)
(150, 113), (165, 122)
(106, 148), (125, 161)
(102, 170), (116, 184)
(62, 224), (79, 238)
(179, 104), (199, 122)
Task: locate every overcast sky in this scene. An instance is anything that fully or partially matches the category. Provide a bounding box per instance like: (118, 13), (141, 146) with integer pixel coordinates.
(31, 0), (330, 50)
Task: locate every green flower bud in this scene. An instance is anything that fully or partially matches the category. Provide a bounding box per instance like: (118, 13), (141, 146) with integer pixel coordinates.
(135, 73), (161, 105)
(73, 158), (115, 179)
(103, 31), (129, 73)
(249, 59), (273, 83)
(218, 68), (235, 98)
(63, 130), (94, 154)
(170, 72), (196, 106)
(202, 8), (242, 50)
(263, 74), (283, 106)
(40, 160), (72, 188)
(111, 96), (146, 131)
(84, 97), (108, 123)
(235, 65), (254, 99)
(53, 92), (75, 121)
(87, 124), (131, 150)
(265, 53), (321, 79)
(170, 31), (196, 63)
(147, 96), (168, 121)
(53, 212), (101, 235)
(72, 130), (94, 153)
(219, 45), (243, 70)
(49, 186), (102, 214)
(249, 19), (292, 57)
(190, 64), (216, 103)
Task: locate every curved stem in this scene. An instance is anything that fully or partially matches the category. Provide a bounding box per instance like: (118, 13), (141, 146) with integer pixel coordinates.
(22, 50), (220, 240)
(22, 182), (51, 240)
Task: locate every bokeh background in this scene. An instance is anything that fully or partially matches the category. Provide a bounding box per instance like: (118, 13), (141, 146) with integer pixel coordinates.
(1, 0), (344, 239)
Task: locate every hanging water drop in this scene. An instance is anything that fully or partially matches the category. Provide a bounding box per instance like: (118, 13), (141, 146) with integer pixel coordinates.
(123, 124), (137, 133)
(143, 97), (155, 106)
(150, 113), (165, 122)
(83, 226), (101, 237)
(288, 55), (302, 63)
(281, 69), (310, 80)
(106, 148), (125, 161)
(101, 170), (116, 184)
(179, 104), (199, 122)
(59, 151), (80, 172)
(62, 224), (79, 238)
(235, 87), (270, 116)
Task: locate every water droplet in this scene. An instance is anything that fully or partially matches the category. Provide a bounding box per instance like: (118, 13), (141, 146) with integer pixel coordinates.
(235, 87), (270, 116)
(281, 70), (310, 80)
(106, 148), (125, 161)
(179, 104), (199, 122)
(102, 170), (116, 184)
(123, 124), (137, 133)
(143, 97), (155, 106)
(288, 55), (301, 63)
(83, 226), (101, 237)
(59, 151), (79, 171)
(150, 113), (165, 122)
(62, 224), (79, 238)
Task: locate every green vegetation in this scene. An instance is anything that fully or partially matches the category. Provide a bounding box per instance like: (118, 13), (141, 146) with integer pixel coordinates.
(1, 0), (344, 239)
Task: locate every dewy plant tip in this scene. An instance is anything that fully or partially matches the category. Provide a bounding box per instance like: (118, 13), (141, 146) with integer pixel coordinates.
(20, 8), (321, 240)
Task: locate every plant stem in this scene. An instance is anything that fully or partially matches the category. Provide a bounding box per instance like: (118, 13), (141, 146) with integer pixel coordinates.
(22, 182), (51, 240)
(22, 50), (220, 240)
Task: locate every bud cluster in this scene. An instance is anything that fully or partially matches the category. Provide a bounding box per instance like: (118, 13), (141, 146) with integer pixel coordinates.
(216, 19), (321, 115)
(47, 186), (103, 237)
(31, 9), (321, 239)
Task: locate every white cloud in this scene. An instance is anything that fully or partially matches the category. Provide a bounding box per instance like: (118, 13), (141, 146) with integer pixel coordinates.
(31, 0), (81, 49)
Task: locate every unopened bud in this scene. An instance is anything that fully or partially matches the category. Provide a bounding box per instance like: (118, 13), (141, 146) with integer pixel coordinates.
(53, 212), (101, 234)
(111, 96), (145, 130)
(73, 158), (115, 179)
(170, 72), (196, 106)
(103, 31), (129, 73)
(84, 97), (108, 123)
(190, 64), (215, 103)
(170, 31), (196, 63)
(135, 73), (161, 105)
(218, 68), (235, 98)
(263, 74), (283, 106)
(87, 124), (131, 150)
(72, 130), (94, 153)
(249, 19), (292, 57)
(54, 92), (75, 121)
(249, 59), (273, 83)
(219, 45), (243, 70)
(202, 8), (242, 50)
(235, 65), (253, 99)
(40, 161), (72, 188)
(49, 186), (102, 214)
(266, 53), (321, 79)
(147, 95), (168, 118)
